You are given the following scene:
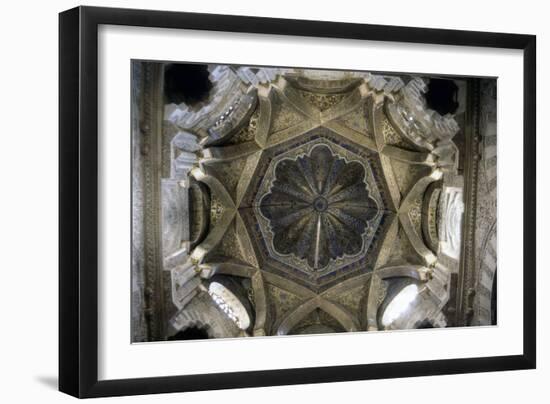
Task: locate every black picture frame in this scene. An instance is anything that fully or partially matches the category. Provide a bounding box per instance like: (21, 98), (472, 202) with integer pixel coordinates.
(59, 5), (536, 398)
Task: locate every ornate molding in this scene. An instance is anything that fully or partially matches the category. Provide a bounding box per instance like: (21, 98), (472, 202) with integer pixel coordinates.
(455, 79), (482, 326)
(135, 62), (167, 340)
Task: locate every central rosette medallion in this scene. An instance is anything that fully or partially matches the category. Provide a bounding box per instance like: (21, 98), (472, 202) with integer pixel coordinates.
(258, 144), (379, 271)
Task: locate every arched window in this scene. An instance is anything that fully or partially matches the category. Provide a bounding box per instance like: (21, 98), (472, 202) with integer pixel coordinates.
(381, 284), (419, 327)
(208, 281), (251, 330)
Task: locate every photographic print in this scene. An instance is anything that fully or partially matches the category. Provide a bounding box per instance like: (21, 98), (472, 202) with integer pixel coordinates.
(59, 8), (536, 396)
(131, 61), (497, 342)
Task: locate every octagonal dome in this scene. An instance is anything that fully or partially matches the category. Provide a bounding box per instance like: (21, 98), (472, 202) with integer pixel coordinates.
(258, 144), (379, 270)
(239, 127), (395, 291)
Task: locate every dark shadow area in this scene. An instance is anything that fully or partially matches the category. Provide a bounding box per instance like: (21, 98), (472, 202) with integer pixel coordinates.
(35, 375), (58, 390)
(164, 63), (212, 106)
(416, 320), (435, 329)
(168, 326), (210, 340)
(425, 78), (459, 115)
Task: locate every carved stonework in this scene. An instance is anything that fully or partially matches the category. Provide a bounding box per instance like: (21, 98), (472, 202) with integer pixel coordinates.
(133, 62), (167, 341)
(132, 64), (494, 341)
(259, 144), (379, 271)
(471, 79), (498, 326)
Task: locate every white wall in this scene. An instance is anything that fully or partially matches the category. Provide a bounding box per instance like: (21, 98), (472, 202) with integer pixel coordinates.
(0, 0), (546, 402)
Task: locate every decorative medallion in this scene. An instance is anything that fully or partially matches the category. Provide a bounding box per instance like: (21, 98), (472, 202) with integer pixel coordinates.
(238, 129), (393, 290)
(259, 144), (379, 270)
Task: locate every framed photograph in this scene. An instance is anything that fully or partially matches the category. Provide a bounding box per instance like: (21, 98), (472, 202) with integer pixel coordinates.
(59, 6), (536, 398)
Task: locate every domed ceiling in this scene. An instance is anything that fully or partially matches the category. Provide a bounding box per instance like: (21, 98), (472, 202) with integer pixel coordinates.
(185, 71), (458, 332)
(131, 63), (498, 341)
(258, 143), (380, 272)
(243, 130), (392, 290)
